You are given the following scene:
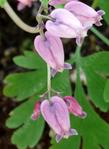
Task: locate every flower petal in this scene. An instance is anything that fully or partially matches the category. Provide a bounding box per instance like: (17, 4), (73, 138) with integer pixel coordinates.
(65, 1), (105, 27)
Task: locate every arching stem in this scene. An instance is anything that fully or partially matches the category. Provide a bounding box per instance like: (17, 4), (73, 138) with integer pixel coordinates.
(3, 1), (40, 33)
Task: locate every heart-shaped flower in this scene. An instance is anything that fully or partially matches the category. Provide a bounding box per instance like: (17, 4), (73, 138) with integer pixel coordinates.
(41, 96), (78, 142)
(34, 31), (72, 75)
(46, 8), (87, 46)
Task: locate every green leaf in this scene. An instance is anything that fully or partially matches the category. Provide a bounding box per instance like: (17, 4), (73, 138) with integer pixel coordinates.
(104, 80), (109, 102)
(80, 51), (109, 111)
(74, 68), (109, 149)
(99, 0), (109, 24)
(82, 67), (108, 111)
(12, 117), (44, 149)
(13, 51), (46, 69)
(4, 70), (47, 101)
(52, 71), (72, 96)
(6, 98), (37, 128)
(50, 135), (80, 149)
(0, 0), (6, 7)
(6, 97), (45, 149)
(81, 51), (109, 74)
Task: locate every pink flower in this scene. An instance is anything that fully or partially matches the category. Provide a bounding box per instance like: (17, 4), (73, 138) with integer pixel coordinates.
(64, 96), (87, 118)
(49, 0), (78, 6)
(17, 0), (32, 10)
(34, 31), (72, 75)
(45, 8), (87, 46)
(41, 96), (78, 142)
(65, 1), (105, 28)
(31, 101), (41, 120)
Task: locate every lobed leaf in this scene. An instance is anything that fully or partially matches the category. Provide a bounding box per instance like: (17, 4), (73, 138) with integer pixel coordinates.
(4, 70), (47, 101)
(81, 51), (109, 74)
(13, 51), (46, 69)
(81, 51), (109, 111)
(6, 97), (45, 149)
(6, 98), (38, 128)
(11, 117), (44, 149)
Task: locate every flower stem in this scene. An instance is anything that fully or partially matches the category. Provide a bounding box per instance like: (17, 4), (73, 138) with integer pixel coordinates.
(91, 27), (109, 46)
(47, 64), (51, 99)
(91, 0), (99, 8)
(3, 1), (40, 34)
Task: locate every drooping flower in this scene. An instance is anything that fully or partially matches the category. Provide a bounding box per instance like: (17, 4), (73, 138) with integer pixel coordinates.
(49, 0), (78, 6)
(17, 0), (32, 11)
(31, 101), (41, 120)
(45, 8), (87, 46)
(65, 1), (105, 28)
(34, 31), (72, 75)
(40, 96), (78, 142)
(64, 96), (87, 118)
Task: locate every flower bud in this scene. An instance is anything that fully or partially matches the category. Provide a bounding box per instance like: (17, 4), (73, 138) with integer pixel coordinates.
(41, 96), (78, 142)
(31, 101), (41, 120)
(64, 96), (87, 118)
(65, 1), (105, 28)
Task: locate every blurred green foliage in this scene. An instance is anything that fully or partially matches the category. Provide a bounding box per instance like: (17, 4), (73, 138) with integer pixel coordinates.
(0, 0), (6, 7)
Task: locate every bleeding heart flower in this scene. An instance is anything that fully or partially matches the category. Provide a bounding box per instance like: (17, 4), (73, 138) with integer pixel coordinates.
(65, 1), (105, 28)
(64, 96), (87, 118)
(34, 31), (72, 75)
(41, 96), (78, 142)
(45, 8), (87, 46)
(49, 0), (78, 6)
(31, 101), (41, 120)
(17, 0), (32, 10)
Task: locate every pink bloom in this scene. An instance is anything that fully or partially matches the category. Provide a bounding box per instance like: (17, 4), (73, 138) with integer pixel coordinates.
(34, 31), (72, 74)
(65, 1), (105, 28)
(64, 96), (87, 118)
(49, 0), (78, 6)
(17, 0), (32, 10)
(45, 8), (87, 46)
(41, 96), (78, 142)
(31, 101), (41, 120)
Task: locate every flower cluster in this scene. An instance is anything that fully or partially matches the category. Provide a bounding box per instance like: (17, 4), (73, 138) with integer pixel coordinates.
(31, 95), (86, 142)
(31, 0), (104, 142)
(34, 0), (104, 74)
(46, 0), (104, 45)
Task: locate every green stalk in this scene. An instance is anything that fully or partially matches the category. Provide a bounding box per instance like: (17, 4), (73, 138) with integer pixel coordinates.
(91, 27), (109, 46)
(91, 0), (99, 8)
(47, 64), (51, 99)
